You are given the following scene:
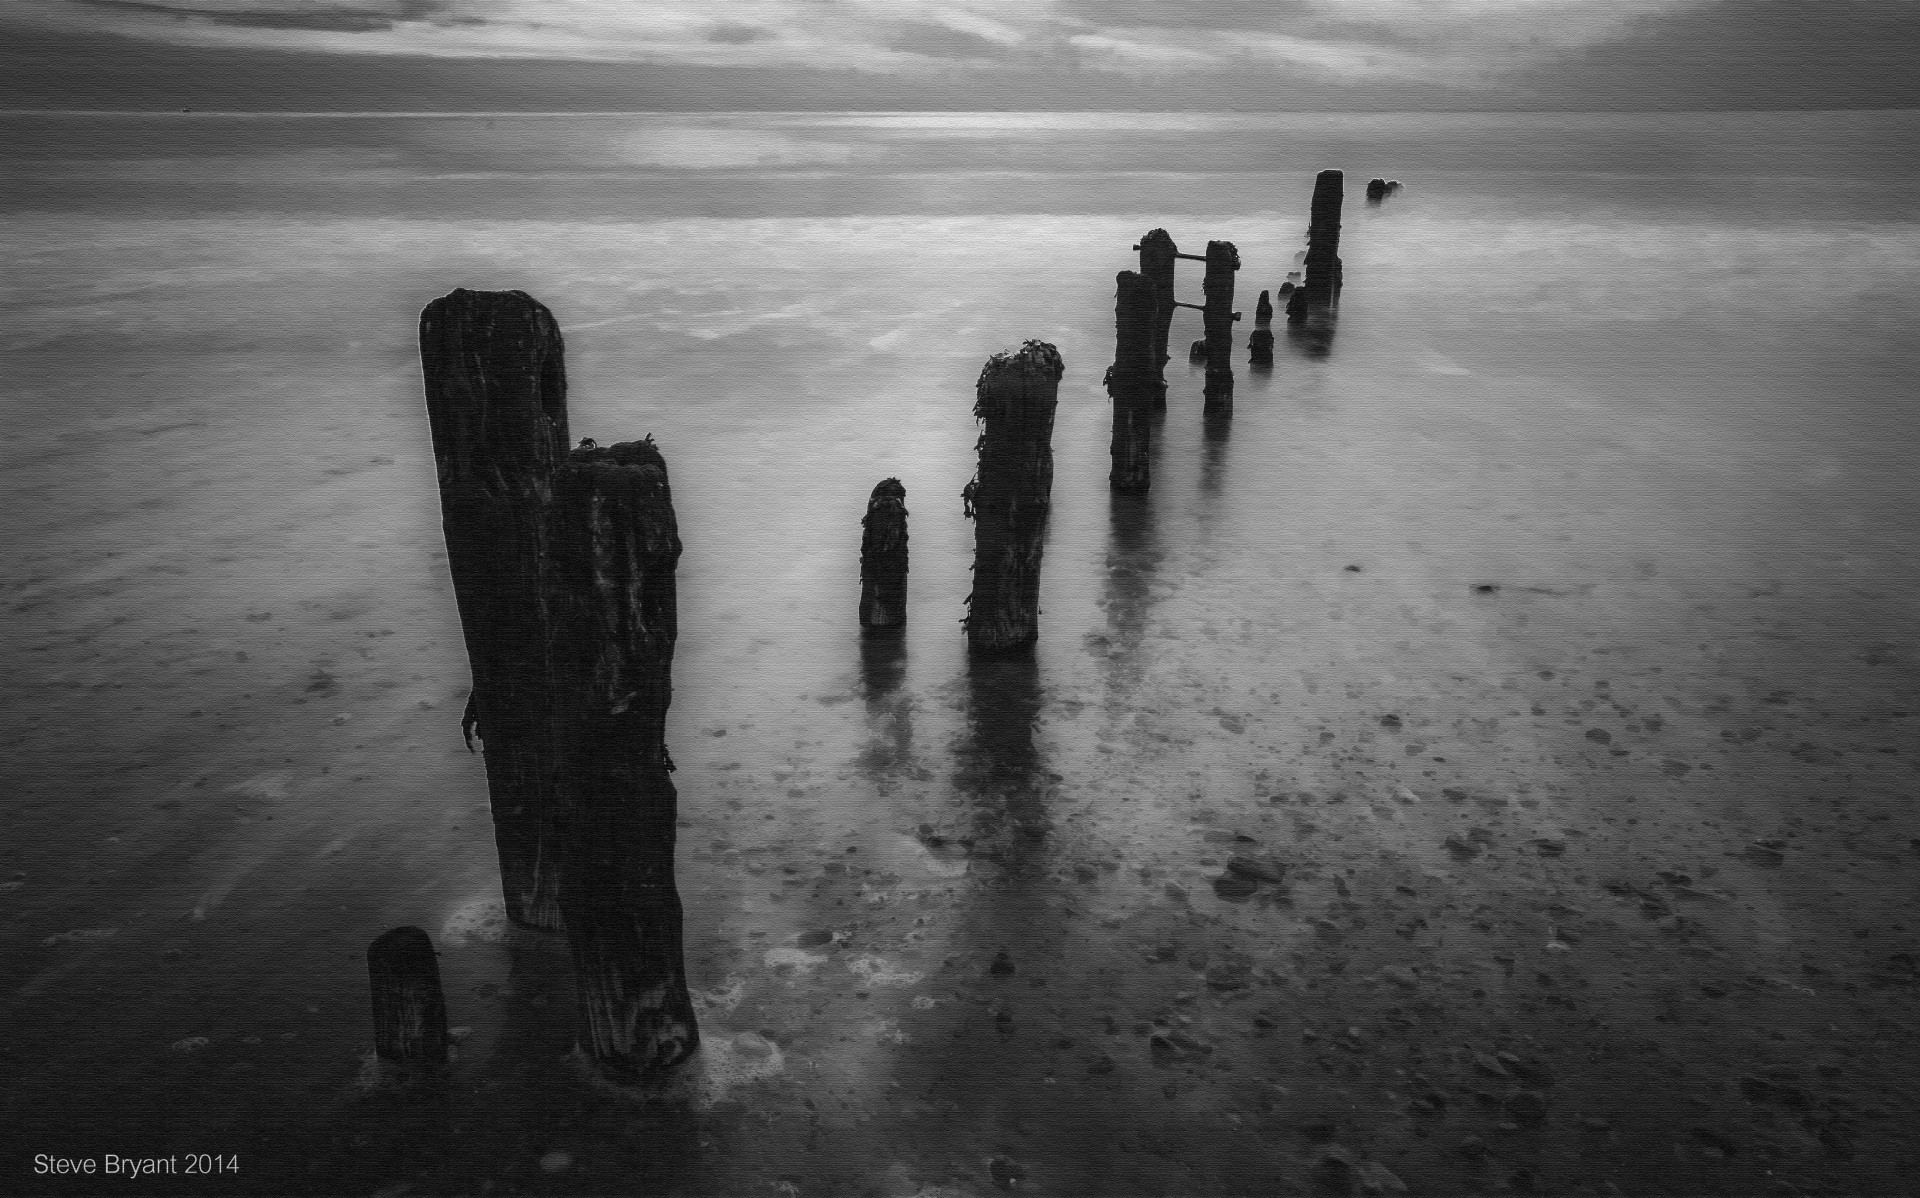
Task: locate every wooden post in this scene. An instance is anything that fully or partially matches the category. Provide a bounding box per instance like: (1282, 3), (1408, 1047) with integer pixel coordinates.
(368, 926), (450, 1064)
(859, 478), (909, 629)
(1299, 169), (1344, 314)
(1250, 288), (1275, 367)
(1107, 272), (1155, 494)
(545, 437), (699, 1073)
(964, 342), (1064, 656)
(1137, 229), (1176, 411)
(1201, 240), (1239, 418)
(419, 289), (568, 931)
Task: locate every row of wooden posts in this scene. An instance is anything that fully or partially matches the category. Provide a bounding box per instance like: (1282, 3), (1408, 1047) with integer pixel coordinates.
(1107, 168), (1347, 493)
(366, 168), (1353, 1073)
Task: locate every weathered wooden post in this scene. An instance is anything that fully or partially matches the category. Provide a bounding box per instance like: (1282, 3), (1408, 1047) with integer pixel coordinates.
(1137, 229), (1176, 410)
(1288, 169), (1344, 324)
(963, 342), (1064, 656)
(859, 478), (909, 629)
(1201, 240), (1240, 417)
(368, 926), (450, 1064)
(1107, 272), (1155, 494)
(545, 437), (699, 1073)
(419, 289), (569, 931)
(1249, 289), (1275, 367)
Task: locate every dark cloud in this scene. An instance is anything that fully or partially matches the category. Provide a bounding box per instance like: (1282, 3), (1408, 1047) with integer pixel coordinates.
(1516, 0), (1920, 109)
(706, 22), (772, 46)
(70, 0), (454, 34)
(886, 21), (1012, 61)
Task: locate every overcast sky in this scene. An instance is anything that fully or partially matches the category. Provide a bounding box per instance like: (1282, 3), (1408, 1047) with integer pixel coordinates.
(6, 0), (1918, 111)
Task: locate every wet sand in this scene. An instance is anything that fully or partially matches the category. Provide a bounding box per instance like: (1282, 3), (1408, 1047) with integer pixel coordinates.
(4, 113), (1920, 1196)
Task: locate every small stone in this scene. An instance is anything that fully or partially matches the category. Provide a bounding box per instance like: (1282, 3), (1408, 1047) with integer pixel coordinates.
(539, 1151), (572, 1173)
(1535, 837), (1566, 856)
(1508, 1090), (1548, 1125)
(1213, 872), (1259, 900)
(796, 929), (833, 948)
(1355, 1161), (1407, 1194)
(989, 1156), (1026, 1190)
(170, 1036), (211, 1054)
(1472, 1051), (1509, 1077)
(1379, 965), (1418, 989)
(1445, 834), (1482, 859)
(1226, 855), (1286, 884)
(1585, 728), (1611, 744)
(990, 951), (1015, 976)
(1393, 786), (1420, 804)
(1379, 715), (1402, 730)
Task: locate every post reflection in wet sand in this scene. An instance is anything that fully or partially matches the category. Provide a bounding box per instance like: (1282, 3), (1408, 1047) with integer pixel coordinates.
(855, 629), (913, 787)
(1099, 486), (1163, 711)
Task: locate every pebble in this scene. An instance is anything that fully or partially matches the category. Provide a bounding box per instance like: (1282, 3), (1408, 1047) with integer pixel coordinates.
(1445, 834), (1481, 859)
(1508, 1090), (1548, 1125)
(1535, 838), (1567, 856)
(1379, 966), (1419, 989)
(990, 952), (1015, 976)
(1355, 1161), (1408, 1194)
(1225, 855), (1286, 884)
(538, 1151), (572, 1173)
(1472, 1051), (1509, 1077)
(1213, 872), (1258, 899)
(170, 1036), (211, 1054)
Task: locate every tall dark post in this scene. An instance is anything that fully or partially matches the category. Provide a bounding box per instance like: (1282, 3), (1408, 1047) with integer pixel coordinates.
(1201, 240), (1239, 418)
(1107, 272), (1155, 494)
(368, 927), (450, 1064)
(419, 289), (569, 931)
(1137, 230), (1176, 411)
(859, 478), (909, 629)
(963, 342), (1064, 656)
(545, 438), (698, 1073)
(1289, 169), (1344, 322)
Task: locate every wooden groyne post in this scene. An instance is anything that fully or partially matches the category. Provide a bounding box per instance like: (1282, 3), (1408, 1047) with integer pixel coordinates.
(368, 926), (450, 1064)
(1136, 229), (1176, 410)
(1201, 240), (1240, 417)
(1249, 289), (1275, 367)
(859, 478), (909, 629)
(1288, 169), (1344, 323)
(420, 289), (569, 931)
(964, 341), (1064, 656)
(545, 437), (699, 1072)
(1107, 272), (1155, 494)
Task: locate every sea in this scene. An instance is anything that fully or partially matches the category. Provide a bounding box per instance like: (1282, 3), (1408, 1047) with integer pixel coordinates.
(3, 110), (1918, 1195)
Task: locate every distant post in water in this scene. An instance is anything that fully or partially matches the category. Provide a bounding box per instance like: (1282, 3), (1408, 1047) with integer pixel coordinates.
(368, 926), (450, 1064)
(1249, 289), (1275, 367)
(545, 438), (699, 1073)
(859, 478), (909, 629)
(1137, 229), (1176, 410)
(419, 288), (569, 931)
(1201, 240), (1240, 417)
(1107, 272), (1156, 494)
(964, 342), (1065, 656)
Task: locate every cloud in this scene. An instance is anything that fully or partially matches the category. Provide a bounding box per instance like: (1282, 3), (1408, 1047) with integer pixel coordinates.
(8, 0), (1910, 111)
(71, 0), (460, 33)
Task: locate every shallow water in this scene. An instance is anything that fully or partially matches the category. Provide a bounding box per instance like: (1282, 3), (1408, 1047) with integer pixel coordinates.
(4, 111), (1919, 1195)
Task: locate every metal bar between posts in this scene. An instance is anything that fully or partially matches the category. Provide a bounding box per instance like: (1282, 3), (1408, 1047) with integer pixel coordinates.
(1174, 301), (1240, 320)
